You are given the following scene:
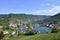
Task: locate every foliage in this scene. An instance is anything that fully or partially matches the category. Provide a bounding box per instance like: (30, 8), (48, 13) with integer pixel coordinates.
(44, 13), (60, 24)
(0, 14), (50, 24)
(18, 32), (25, 36)
(27, 23), (34, 30)
(24, 31), (37, 35)
(7, 33), (60, 40)
(0, 31), (4, 40)
(51, 28), (60, 33)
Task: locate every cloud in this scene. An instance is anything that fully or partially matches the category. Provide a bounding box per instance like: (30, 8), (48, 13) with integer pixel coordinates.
(46, 3), (51, 6)
(49, 6), (60, 15)
(28, 6), (60, 15)
(46, 3), (56, 7)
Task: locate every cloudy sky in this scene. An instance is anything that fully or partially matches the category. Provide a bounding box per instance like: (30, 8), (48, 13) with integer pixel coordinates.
(0, 0), (60, 15)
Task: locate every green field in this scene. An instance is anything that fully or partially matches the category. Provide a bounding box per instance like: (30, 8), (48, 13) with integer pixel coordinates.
(4, 33), (60, 40)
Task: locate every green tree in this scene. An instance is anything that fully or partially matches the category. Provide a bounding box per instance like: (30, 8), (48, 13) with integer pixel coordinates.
(51, 28), (60, 33)
(0, 31), (4, 40)
(27, 23), (33, 31)
(24, 31), (36, 35)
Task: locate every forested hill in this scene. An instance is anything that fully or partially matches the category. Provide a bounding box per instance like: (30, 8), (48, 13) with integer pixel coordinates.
(44, 13), (60, 24)
(8, 14), (50, 21)
(0, 13), (50, 25)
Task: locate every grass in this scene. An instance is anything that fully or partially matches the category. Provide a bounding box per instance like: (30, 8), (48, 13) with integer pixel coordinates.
(4, 33), (60, 40)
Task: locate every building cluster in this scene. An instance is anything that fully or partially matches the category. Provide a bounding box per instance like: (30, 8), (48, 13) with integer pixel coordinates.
(0, 21), (30, 37)
(43, 22), (60, 28)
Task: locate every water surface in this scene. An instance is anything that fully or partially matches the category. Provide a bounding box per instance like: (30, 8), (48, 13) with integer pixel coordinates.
(33, 24), (51, 34)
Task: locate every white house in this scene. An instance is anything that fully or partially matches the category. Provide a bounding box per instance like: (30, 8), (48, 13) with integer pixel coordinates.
(0, 25), (3, 28)
(17, 22), (29, 33)
(9, 21), (17, 28)
(3, 30), (9, 35)
(11, 31), (18, 37)
(9, 23), (17, 28)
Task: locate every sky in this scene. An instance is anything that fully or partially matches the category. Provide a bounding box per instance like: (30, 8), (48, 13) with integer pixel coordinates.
(0, 0), (60, 15)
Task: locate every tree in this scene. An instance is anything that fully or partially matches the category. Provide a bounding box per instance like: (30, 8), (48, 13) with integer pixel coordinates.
(27, 23), (33, 31)
(51, 28), (60, 33)
(0, 31), (4, 40)
(24, 31), (36, 35)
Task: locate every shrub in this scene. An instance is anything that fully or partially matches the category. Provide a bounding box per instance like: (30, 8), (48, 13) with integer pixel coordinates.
(24, 31), (37, 35)
(51, 28), (60, 33)
(0, 31), (4, 40)
(18, 32), (25, 36)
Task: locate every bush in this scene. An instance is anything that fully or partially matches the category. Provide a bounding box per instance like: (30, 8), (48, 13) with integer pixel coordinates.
(18, 32), (25, 36)
(0, 31), (4, 40)
(51, 28), (60, 33)
(24, 31), (37, 35)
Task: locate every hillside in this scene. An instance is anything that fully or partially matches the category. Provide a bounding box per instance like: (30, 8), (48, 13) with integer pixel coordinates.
(6, 33), (60, 40)
(0, 14), (9, 26)
(0, 13), (50, 25)
(8, 13), (50, 22)
(44, 13), (60, 24)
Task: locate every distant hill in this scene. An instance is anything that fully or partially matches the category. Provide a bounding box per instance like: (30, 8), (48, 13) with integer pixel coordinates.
(0, 13), (50, 25)
(44, 13), (60, 24)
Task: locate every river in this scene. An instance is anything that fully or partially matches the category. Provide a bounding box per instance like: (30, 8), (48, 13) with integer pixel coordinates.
(33, 23), (51, 34)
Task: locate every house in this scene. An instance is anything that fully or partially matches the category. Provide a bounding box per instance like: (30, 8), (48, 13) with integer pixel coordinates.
(9, 23), (17, 28)
(49, 24), (55, 28)
(18, 26), (29, 33)
(43, 22), (50, 27)
(3, 30), (9, 35)
(0, 25), (3, 28)
(9, 21), (17, 28)
(11, 31), (17, 37)
(17, 22), (29, 33)
(57, 24), (60, 28)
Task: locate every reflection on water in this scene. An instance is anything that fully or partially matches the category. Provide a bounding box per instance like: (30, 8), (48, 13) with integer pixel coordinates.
(33, 23), (51, 34)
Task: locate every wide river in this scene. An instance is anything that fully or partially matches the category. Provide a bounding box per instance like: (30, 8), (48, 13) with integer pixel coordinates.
(33, 23), (51, 34)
